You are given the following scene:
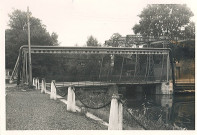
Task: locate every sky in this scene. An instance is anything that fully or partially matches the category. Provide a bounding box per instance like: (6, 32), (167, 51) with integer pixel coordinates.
(2, 0), (196, 46)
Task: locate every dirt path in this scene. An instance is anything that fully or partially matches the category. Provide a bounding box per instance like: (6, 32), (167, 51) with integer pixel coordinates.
(6, 85), (107, 130)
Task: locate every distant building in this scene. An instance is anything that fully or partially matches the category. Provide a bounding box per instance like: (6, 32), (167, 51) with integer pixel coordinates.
(175, 59), (195, 82)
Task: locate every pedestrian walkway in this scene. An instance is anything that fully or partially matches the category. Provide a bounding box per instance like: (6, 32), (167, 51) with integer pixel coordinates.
(6, 85), (107, 130)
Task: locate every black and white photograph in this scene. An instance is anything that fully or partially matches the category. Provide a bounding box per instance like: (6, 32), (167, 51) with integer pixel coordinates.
(0, 0), (196, 134)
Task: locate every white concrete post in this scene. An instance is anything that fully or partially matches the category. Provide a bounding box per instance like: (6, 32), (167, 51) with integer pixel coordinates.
(35, 78), (38, 89)
(50, 81), (53, 99)
(9, 80), (13, 84)
(41, 79), (44, 93)
(44, 79), (47, 93)
(118, 101), (123, 130)
(53, 81), (57, 100)
(34, 78), (36, 86)
(108, 94), (123, 130)
(50, 80), (57, 100)
(37, 78), (40, 90)
(67, 86), (76, 112)
(33, 78), (35, 86)
(41, 78), (46, 93)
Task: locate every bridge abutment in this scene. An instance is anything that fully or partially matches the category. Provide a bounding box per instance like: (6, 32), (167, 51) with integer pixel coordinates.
(156, 82), (173, 95)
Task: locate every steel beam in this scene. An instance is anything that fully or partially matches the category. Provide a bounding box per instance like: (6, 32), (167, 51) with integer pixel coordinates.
(20, 45), (170, 55)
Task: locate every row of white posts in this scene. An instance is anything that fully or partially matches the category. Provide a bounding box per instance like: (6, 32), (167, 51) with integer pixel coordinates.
(33, 77), (123, 130)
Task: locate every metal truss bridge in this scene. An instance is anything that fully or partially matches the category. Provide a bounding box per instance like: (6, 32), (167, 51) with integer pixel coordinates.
(10, 45), (175, 89)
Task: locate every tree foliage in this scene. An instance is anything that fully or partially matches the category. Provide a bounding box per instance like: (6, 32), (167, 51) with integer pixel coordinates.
(105, 33), (122, 47)
(86, 35), (100, 47)
(7, 9), (58, 46)
(132, 4), (194, 39)
(110, 33), (122, 47)
(183, 21), (195, 39)
(170, 40), (195, 61)
(5, 9), (59, 69)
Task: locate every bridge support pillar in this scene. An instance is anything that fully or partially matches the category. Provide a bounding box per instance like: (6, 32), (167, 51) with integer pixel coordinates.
(161, 95), (173, 108)
(156, 81), (173, 94)
(108, 94), (123, 130)
(67, 86), (76, 112)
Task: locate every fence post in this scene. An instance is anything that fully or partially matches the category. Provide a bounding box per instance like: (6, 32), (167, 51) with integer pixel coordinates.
(41, 78), (46, 93)
(50, 80), (57, 100)
(35, 78), (38, 89)
(53, 80), (57, 100)
(67, 86), (76, 112)
(118, 99), (123, 130)
(37, 78), (40, 90)
(33, 77), (35, 86)
(44, 79), (47, 93)
(50, 81), (53, 99)
(108, 94), (123, 130)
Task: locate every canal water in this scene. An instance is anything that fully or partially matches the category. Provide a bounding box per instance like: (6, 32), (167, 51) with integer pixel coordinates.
(124, 92), (195, 130)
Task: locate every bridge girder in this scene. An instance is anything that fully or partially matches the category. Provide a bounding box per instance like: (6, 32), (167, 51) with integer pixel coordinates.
(21, 45), (170, 55)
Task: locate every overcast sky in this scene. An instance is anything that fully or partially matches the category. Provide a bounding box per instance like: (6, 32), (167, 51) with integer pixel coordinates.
(2, 0), (196, 46)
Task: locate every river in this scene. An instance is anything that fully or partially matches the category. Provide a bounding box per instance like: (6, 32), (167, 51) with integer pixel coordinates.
(125, 92), (195, 130)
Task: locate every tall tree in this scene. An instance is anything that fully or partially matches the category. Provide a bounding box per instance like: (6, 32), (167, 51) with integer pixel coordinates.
(86, 35), (100, 47)
(110, 33), (122, 47)
(5, 9), (59, 69)
(132, 4), (194, 39)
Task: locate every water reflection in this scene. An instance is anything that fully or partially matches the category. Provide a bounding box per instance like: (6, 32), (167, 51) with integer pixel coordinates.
(171, 95), (195, 130)
(125, 93), (195, 130)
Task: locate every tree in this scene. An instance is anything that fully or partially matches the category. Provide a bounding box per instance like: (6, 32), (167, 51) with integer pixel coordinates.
(5, 9), (59, 69)
(110, 33), (122, 47)
(105, 33), (122, 47)
(132, 4), (194, 39)
(184, 22), (195, 39)
(86, 35), (100, 47)
(170, 40), (195, 62)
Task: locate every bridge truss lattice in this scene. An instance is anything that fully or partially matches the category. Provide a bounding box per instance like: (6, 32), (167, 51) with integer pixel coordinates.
(10, 45), (175, 87)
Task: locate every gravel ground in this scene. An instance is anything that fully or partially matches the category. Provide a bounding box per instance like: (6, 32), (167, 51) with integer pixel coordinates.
(6, 85), (107, 130)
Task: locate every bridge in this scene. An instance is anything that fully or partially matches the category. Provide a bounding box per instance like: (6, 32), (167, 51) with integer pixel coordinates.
(105, 35), (194, 48)
(10, 45), (175, 95)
